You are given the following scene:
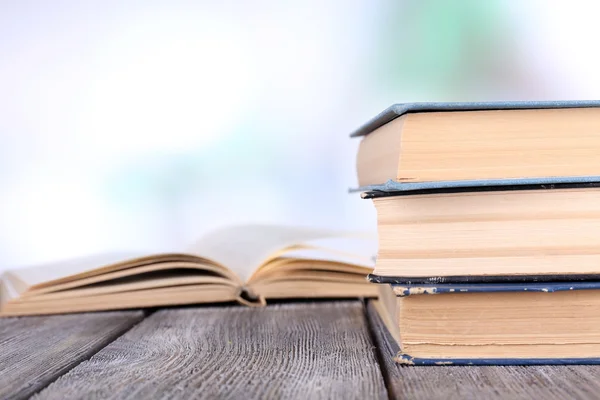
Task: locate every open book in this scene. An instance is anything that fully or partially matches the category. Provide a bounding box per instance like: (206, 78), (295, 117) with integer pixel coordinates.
(0, 225), (378, 316)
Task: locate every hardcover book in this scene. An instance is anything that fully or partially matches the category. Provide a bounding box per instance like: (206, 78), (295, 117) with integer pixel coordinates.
(365, 183), (600, 284)
(352, 100), (600, 191)
(373, 282), (600, 365)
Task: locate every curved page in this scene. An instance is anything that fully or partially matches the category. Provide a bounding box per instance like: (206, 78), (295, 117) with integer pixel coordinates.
(186, 224), (374, 282)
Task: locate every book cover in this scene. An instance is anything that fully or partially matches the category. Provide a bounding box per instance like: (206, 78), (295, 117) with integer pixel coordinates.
(350, 100), (600, 138)
(368, 272), (600, 285)
(355, 176), (600, 195)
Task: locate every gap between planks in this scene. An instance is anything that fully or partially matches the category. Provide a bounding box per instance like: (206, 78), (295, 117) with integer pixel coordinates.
(0, 310), (146, 400)
(34, 301), (388, 400)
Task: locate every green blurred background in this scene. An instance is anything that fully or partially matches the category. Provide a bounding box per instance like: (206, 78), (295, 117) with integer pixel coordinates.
(0, 0), (598, 268)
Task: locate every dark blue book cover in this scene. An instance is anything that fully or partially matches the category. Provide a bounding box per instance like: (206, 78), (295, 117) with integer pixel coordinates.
(388, 281), (600, 365)
(350, 100), (600, 138)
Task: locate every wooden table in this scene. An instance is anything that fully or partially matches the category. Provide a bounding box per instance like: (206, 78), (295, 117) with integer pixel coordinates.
(1, 300), (598, 400)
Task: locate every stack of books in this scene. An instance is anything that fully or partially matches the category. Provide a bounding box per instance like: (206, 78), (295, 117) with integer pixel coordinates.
(353, 101), (600, 365)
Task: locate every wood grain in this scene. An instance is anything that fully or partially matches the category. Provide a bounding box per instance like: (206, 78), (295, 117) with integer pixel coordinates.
(0, 311), (144, 400)
(36, 302), (388, 399)
(366, 300), (600, 400)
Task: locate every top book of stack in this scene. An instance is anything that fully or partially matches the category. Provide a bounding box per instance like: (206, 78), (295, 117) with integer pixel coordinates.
(353, 101), (600, 193)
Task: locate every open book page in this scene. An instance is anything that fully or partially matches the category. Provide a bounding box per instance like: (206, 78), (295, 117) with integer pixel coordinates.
(281, 237), (377, 265)
(246, 240), (376, 282)
(186, 224), (374, 282)
(268, 247), (374, 269)
(4, 252), (150, 295)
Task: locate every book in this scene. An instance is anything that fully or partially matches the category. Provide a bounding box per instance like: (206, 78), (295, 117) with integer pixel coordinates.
(0, 224), (378, 316)
(353, 101), (600, 188)
(366, 183), (600, 284)
(372, 282), (600, 365)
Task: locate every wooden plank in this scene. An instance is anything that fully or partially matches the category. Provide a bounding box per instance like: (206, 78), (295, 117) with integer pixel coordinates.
(36, 301), (388, 399)
(0, 310), (144, 400)
(365, 300), (600, 400)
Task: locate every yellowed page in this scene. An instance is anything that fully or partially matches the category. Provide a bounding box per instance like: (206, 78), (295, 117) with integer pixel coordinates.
(0, 224), (375, 310)
(186, 224), (374, 282)
(22, 261), (236, 297)
(4, 251), (235, 293)
(277, 245), (375, 267)
(5, 252), (148, 294)
(2, 284), (237, 316)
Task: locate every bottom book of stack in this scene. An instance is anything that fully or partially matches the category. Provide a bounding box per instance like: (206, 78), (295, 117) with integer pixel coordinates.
(373, 282), (600, 365)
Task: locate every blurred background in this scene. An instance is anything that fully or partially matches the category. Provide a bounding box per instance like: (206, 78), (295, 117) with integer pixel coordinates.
(1, 0), (600, 270)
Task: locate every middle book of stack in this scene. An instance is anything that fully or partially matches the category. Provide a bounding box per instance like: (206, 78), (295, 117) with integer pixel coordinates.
(352, 101), (600, 365)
